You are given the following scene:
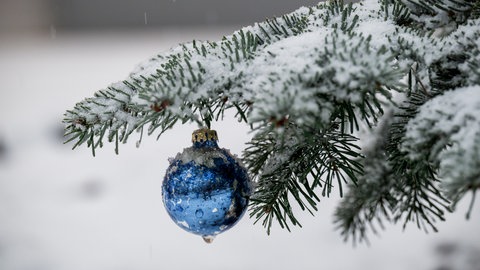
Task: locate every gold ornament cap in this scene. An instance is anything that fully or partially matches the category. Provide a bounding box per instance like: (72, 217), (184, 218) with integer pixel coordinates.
(192, 128), (218, 143)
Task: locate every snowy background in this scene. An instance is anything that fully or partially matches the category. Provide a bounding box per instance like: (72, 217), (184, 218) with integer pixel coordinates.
(1, 1), (480, 270)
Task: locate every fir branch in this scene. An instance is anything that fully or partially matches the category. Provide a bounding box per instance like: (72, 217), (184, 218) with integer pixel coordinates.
(63, 6), (316, 153)
(246, 124), (363, 234)
(401, 86), (480, 213)
(334, 110), (396, 244)
(335, 88), (452, 243)
(63, 0), (480, 241)
(386, 89), (451, 232)
(64, 0), (403, 155)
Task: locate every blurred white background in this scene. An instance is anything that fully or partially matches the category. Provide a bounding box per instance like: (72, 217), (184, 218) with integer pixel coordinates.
(1, 1), (479, 270)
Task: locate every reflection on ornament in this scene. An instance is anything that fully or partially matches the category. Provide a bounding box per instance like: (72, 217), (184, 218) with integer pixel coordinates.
(162, 128), (251, 243)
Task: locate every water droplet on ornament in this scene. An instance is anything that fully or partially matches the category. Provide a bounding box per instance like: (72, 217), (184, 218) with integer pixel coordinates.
(195, 209), (204, 218)
(202, 235), (215, 243)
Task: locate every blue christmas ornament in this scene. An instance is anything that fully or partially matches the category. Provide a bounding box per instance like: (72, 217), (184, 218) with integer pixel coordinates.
(162, 128), (251, 243)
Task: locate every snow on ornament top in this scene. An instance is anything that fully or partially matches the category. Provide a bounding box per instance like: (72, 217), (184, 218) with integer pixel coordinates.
(162, 128), (252, 243)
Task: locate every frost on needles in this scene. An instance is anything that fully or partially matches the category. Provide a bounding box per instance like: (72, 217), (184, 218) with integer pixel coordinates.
(64, 0), (480, 243)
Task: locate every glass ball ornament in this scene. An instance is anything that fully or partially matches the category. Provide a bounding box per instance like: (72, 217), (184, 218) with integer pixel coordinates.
(162, 128), (251, 243)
